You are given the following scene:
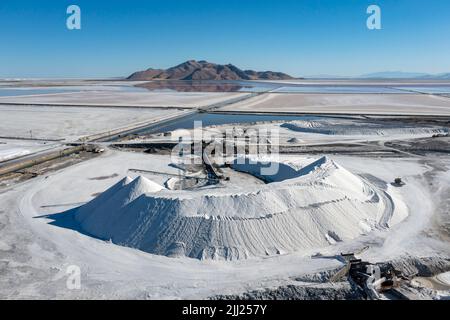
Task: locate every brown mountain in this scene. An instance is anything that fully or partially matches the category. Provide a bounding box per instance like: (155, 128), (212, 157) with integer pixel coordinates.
(127, 60), (295, 81)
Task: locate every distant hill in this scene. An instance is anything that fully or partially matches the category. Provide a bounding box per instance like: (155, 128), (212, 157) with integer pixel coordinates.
(127, 60), (295, 81)
(359, 71), (450, 79)
(359, 71), (430, 79)
(305, 74), (351, 79)
(419, 73), (450, 80)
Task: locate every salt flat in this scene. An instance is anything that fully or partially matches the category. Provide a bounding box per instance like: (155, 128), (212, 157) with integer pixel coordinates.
(1, 80), (449, 300)
(0, 139), (61, 162)
(254, 79), (450, 86)
(0, 91), (246, 108)
(0, 149), (447, 299)
(0, 105), (183, 141)
(0, 79), (148, 88)
(220, 93), (450, 116)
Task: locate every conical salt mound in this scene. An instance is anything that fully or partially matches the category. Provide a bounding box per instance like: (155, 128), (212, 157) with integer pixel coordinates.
(76, 176), (165, 239)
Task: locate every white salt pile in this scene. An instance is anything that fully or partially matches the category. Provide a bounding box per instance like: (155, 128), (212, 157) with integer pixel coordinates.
(281, 119), (448, 136)
(74, 156), (403, 260)
(287, 137), (302, 143)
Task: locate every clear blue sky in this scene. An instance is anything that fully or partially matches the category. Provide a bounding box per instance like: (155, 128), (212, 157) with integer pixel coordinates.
(1, 0), (449, 78)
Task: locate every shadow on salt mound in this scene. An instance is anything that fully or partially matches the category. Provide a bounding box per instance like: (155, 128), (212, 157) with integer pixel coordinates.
(232, 156), (330, 183)
(75, 176), (133, 223)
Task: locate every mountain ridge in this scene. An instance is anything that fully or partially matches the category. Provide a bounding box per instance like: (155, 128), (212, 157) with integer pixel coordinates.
(127, 60), (295, 81)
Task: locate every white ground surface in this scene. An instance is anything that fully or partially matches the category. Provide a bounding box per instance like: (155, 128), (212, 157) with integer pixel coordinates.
(0, 105), (183, 141)
(0, 91), (246, 108)
(219, 93), (450, 115)
(0, 80), (449, 298)
(0, 80), (148, 88)
(1, 149), (448, 299)
(0, 85), (145, 93)
(0, 139), (61, 162)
